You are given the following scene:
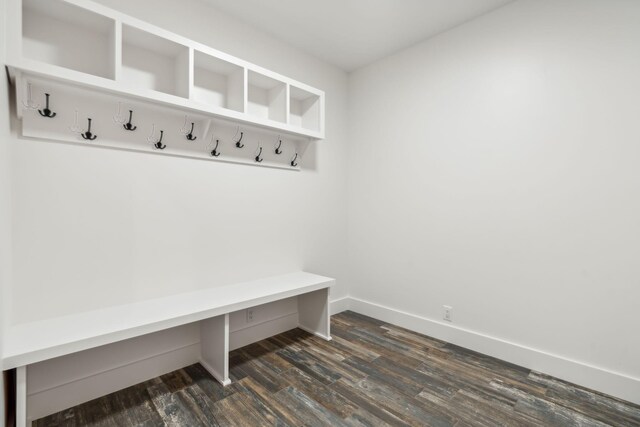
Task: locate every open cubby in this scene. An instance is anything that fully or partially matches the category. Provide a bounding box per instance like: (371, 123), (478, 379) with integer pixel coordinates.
(289, 86), (321, 132)
(12, 0), (324, 139)
(22, 0), (116, 79)
(247, 70), (287, 123)
(121, 25), (189, 98)
(193, 51), (244, 112)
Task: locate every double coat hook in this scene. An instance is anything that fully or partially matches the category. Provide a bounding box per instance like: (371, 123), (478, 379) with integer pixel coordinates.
(153, 131), (166, 150)
(255, 146), (263, 163)
(147, 124), (166, 149)
(291, 153), (298, 167)
(275, 139), (283, 155)
(185, 122), (197, 141)
(210, 139), (221, 157)
(123, 110), (137, 131)
(38, 93), (56, 118)
(235, 132), (244, 148)
(81, 118), (97, 140)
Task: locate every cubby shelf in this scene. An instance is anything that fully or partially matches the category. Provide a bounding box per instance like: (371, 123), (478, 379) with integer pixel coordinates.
(121, 25), (190, 99)
(193, 50), (244, 113)
(5, 0), (325, 141)
(248, 70), (287, 124)
(290, 85), (322, 132)
(22, 0), (116, 79)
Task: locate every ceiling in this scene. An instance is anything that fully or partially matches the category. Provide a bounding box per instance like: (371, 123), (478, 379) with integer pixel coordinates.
(202, 0), (515, 71)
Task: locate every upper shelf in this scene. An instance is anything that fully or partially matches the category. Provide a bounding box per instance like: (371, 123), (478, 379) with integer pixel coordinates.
(22, 0), (116, 79)
(7, 0), (325, 141)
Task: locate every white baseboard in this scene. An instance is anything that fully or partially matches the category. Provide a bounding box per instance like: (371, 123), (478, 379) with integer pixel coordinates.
(348, 296), (640, 405)
(330, 296), (350, 315)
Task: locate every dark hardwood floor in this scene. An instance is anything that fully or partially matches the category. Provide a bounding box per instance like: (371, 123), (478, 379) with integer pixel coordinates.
(34, 311), (640, 426)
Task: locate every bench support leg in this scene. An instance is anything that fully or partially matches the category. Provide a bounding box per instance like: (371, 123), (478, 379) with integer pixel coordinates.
(16, 366), (27, 427)
(298, 287), (331, 341)
(199, 313), (231, 386)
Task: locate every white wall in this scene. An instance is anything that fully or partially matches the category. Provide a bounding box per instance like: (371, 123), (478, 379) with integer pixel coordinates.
(6, 0), (349, 419)
(10, 0), (349, 323)
(348, 0), (640, 403)
(1, 0), (13, 422)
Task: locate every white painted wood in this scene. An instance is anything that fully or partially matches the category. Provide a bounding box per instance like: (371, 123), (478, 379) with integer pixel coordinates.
(6, 0), (325, 140)
(330, 296), (351, 315)
(22, 298), (344, 421)
(298, 287), (331, 341)
(2, 272), (333, 370)
(22, 0), (115, 79)
(247, 70), (287, 124)
(229, 313), (298, 351)
(319, 87), (326, 137)
(193, 51), (245, 113)
(111, 20), (122, 81)
(228, 297), (297, 333)
(178, 47), (193, 101)
(19, 74), (303, 171)
(199, 314), (230, 386)
(10, 59), (323, 140)
(57, 0), (325, 100)
(28, 342), (199, 422)
(268, 84), (287, 124)
(290, 85), (321, 132)
(121, 24), (189, 98)
(228, 297), (299, 350)
(13, 70), (24, 120)
(242, 67), (248, 114)
(227, 67), (245, 113)
(16, 366), (27, 427)
(27, 325), (200, 395)
(285, 83), (291, 125)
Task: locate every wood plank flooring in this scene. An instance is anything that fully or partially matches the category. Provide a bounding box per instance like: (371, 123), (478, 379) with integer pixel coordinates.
(34, 311), (640, 426)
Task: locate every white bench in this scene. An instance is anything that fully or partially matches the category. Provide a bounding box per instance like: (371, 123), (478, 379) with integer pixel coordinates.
(2, 271), (334, 426)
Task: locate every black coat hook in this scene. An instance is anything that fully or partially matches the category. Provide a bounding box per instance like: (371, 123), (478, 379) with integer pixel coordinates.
(153, 130), (166, 149)
(235, 131), (244, 148)
(255, 146), (263, 163)
(210, 139), (221, 157)
(291, 153), (298, 167)
(81, 118), (97, 140)
(275, 139), (283, 155)
(123, 110), (137, 131)
(186, 122), (197, 141)
(38, 93), (56, 118)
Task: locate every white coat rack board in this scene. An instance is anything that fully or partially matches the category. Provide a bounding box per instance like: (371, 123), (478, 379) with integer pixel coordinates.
(5, 0), (325, 170)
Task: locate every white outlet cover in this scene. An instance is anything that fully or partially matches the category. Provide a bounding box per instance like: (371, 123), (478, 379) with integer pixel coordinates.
(443, 305), (453, 322)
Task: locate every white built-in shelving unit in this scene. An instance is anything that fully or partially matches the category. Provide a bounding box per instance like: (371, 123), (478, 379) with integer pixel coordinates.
(5, 0), (325, 168)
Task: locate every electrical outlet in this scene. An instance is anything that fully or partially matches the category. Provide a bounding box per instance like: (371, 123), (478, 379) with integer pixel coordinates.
(246, 309), (255, 323)
(443, 305), (453, 322)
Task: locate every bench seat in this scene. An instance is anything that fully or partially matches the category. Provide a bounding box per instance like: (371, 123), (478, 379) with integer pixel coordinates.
(4, 271), (334, 426)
